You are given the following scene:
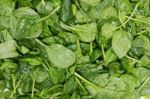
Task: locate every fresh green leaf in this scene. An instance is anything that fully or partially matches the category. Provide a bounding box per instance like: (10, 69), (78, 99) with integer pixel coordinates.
(112, 29), (131, 58)
(72, 22), (98, 42)
(0, 40), (18, 59)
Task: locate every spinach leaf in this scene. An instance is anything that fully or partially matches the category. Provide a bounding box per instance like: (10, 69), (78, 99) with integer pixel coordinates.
(0, 40), (18, 59)
(60, 0), (73, 23)
(46, 44), (76, 68)
(9, 7), (42, 40)
(0, 0), (15, 29)
(112, 29), (131, 58)
(72, 22), (98, 42)
(36, 39), (76, 68)
(36, 1), (54, 16)
(100, 23), (116, 40)
(0, 0), (150, 98)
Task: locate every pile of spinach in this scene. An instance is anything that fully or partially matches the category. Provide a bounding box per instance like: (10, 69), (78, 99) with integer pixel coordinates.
(0, 0), (150, 99)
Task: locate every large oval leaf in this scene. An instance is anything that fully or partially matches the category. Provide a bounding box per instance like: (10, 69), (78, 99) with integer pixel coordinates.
(9, 7), (42, 40)
(46, 44), (76, 68)
(112, 29), (131, 58)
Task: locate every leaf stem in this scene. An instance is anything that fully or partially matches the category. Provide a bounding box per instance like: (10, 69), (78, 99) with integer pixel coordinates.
(136, 30), (148, 36)
(60, 22), (83, 32)
(51, 92), (62, 98)
(10, 75), (16, 98)
(89, 42), (93, 56)
(31, 76), (36, 98)
(125, 16), (150, 25)
(74, 72), (125, 92)
(136, 77), (150, 94)
(35, 39), (47, 48)
(103, 3), (139, 35)
(118, 10), (125, 28)
(42, 63), (49, 71)
(74, 72), (98, 88)
(77, 39), (83, 57)
(101, 45), (106, 61)
(119, 4), (138, 28)
(11, 75), (22, 97)
(39, 6), (60, 22)
(41, 0), (45, 5)
(125, 55), (141, 63)
(40, 84), (63, 96)
(75, 77), (88, 94)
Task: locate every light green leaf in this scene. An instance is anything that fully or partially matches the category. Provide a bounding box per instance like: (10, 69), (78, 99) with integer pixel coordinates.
(0, 40), (18, 59)
(112, 29), (131, 58)
(105, 48), (117, 64)
(101, 23), (116, 39)
(99, 6), (118, 20)
(0, 0), (15, 29)
(20, 57), (42, 66)
(72, 22), (97, 42)
(80, 0), (101, 6)
(46, 44), (76, 68)
(75, 10), (92, 23)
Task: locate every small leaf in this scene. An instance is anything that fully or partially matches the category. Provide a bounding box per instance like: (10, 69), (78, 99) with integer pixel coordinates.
(46, 44), (76, 68)
(101, 23), (116, 40)
(0, 40), (19, 59)
(72, 22), (97, 42)
(112, 29), (131, 58)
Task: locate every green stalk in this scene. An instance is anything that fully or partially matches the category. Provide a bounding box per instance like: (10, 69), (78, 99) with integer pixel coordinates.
(51, 92), (62, 98)
(136, 77), (150, 94)
(102, 3), (139, 36)
(75, 77), (88, 94)
(39, 6), (61, 22)
(101, 45), (106, 61)
(125, 16), (150, 25)
(60, 22), (84, 32)
(11, 75), (22, 97)
(125, 55), (141, 63)
(42, 63), (49, 71)
(35, 39), (47, 48)
(41, 0), (45, 5)
(77, 39), (83, 57)
(90, 42), (93, 56)
(39, 84), (63, 96)
(31, 76), (36, 98)
(119, 4), (138, 28)
(136, 30), (148, 36)
(10, 74), (16, 98)
(74, 72), (98, 88)
(75, 72), (125, 92)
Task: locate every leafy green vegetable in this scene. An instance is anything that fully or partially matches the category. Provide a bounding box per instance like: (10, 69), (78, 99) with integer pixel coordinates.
(9, 7), (42, 40)
(0, 0), (15, 29)
(36, 1), (54, 16)
(36, 39), (76, 68)
(72, 22), (98, 42)
(46, 44), (76, 68)
(0, 40), (18, 59)
(112, 29), (131, 58)
(60, 0), (73, 23)
(0, 0), (150, 99)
